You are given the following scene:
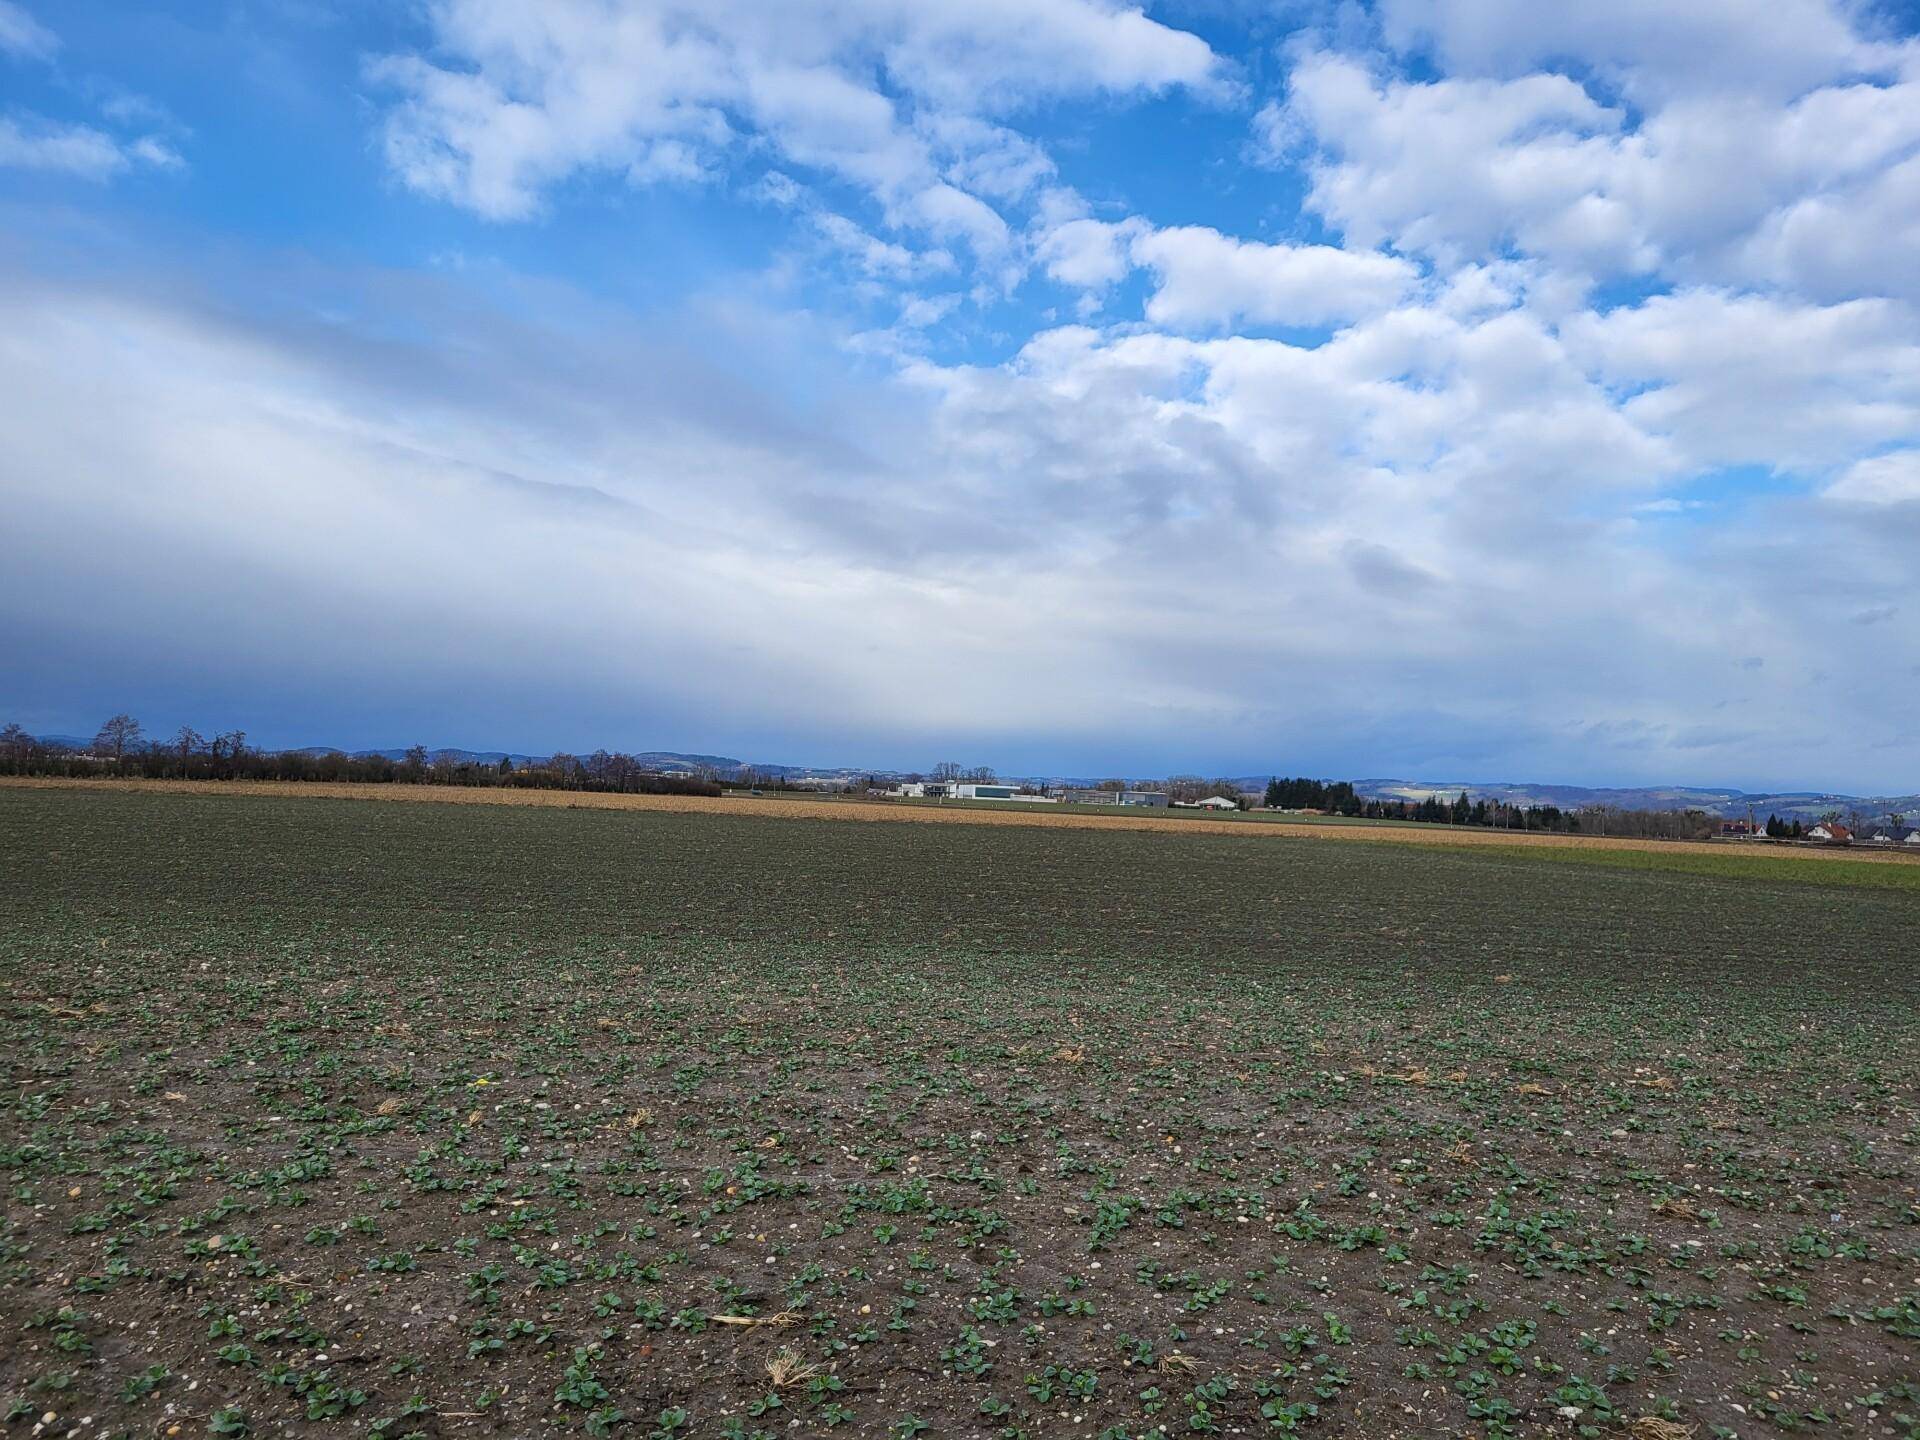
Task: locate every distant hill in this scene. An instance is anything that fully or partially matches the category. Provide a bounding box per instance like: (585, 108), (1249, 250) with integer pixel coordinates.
(279, 746), (838, 779)
(32, 733), (98, 751)
(291, 746), (553, 769)
(1334, 779), (1919, 825)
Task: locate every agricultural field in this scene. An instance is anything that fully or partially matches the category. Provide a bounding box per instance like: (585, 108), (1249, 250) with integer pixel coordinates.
(2, 786), (1916, 1440)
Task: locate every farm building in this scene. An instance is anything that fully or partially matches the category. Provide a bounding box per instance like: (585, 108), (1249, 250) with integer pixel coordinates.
(1178, 796), (1239, 810)
(1061, 788), (1169, 807)
(952, 783), (1055, 802)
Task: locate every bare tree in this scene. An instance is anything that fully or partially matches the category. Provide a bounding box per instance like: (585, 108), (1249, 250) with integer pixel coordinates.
(173, 726), (205, 766)
(932, 761), (962, 782)
(93, 713), (143, 763)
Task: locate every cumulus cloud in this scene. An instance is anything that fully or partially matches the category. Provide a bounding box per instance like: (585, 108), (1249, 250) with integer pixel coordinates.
(1031, 213), (1419, 331)
(1034, 215), (1147, 289)
(1275, 56), (1631, 267)
(1275, 43), (1920, 296)
(370, 0), (1220, 265)
(1376, 0), (1889, 102)
(1563, 291), (1920, 473)
(1131, 226), (1418, 329)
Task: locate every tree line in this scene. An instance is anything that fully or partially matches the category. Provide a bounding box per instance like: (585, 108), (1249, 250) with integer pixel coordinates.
(0, 716), (723, 797)
(1260, 775), (1725, 839)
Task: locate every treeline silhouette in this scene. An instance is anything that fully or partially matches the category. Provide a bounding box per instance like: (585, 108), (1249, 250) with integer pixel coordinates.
(1260, 775), (1721, 839)
(0, 716), (723, 797)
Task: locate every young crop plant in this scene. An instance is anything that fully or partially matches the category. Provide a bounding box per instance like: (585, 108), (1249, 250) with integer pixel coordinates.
(1, 787), (1915, 1438)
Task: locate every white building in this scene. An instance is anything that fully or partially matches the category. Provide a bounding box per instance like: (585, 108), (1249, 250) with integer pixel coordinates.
(953, 782), (1056, 802)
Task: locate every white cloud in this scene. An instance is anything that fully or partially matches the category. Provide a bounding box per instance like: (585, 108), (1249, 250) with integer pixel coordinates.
(0, 115), (183, 179)
(371, 0), (1220, 259)
(0, 0), (55, 61)
(1275, 29), (1920, 296)
(1563, 291), (1920, 472)
(1034, 215), (1147, 288)
(1032, 213), (1420, 331)
(898, 181), (1011, 257)
(1278, 55), (1635, 269)
(898, 292), (961, 328)
(922, 114), (1056, 202)
(1826, 450), (1920, 505)
(1131, 226), (1418, 329)
(1736, 149), (1920, 303)
(813, 212), (952, 280)
(1377, 0), (1890, 102)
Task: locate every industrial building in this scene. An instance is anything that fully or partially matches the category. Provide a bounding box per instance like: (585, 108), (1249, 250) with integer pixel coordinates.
(953, 783), (1056, 802)
(1063, 788), (1169, 807)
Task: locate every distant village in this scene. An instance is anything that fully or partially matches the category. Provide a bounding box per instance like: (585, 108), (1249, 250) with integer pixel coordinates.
(1721, 815), (1920, 848)
(798, 772), (1919, 847)
(875, 779), (1201, 809)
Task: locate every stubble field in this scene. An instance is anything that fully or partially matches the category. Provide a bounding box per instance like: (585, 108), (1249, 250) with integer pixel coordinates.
(2, 786), (1916, 1440)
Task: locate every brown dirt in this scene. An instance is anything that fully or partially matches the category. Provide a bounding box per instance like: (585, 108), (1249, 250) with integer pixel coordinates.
(1, 775), (1908, 869)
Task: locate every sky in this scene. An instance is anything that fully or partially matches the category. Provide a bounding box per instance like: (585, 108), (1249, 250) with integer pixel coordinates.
(2, 0), (1919, 791)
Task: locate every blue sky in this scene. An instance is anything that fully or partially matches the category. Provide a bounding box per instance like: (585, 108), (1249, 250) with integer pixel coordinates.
(3, 0), (1919, 790)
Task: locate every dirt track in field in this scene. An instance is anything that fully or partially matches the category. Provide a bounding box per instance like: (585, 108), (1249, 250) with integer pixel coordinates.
(5, 775), (1910, 869)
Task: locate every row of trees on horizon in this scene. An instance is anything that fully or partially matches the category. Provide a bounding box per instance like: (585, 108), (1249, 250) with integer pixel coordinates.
(0, 716), (723, 797)
(1261, 775), (1727, 840)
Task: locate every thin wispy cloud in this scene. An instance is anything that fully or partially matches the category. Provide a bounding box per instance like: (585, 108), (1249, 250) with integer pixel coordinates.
(0, 0), (57, 61)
